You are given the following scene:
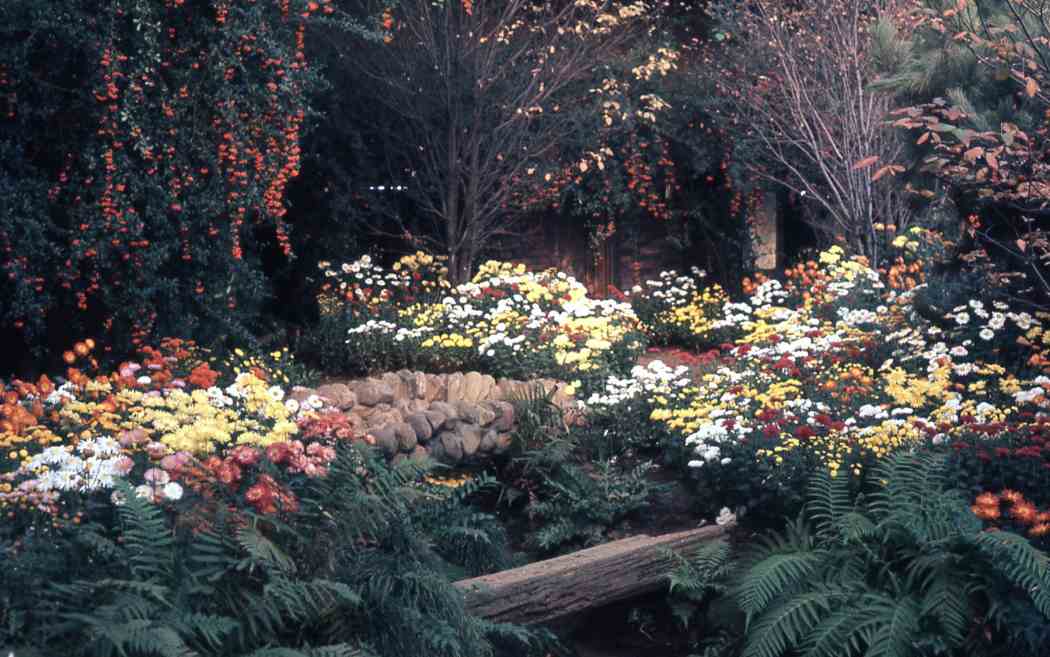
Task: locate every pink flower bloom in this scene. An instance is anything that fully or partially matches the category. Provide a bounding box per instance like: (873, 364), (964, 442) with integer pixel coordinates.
(231, 445), (261, 467)
(160, 454), (182, 472)
(144, 467), (171, 486)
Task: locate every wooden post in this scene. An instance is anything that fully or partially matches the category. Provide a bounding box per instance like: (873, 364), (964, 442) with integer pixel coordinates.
(454, 526), (726, 625)
(752, 191), (780, 271)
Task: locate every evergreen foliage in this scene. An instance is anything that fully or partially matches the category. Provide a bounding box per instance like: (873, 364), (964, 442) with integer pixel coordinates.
(735, 452), (1050, 657)
(1, 445), (548, 657)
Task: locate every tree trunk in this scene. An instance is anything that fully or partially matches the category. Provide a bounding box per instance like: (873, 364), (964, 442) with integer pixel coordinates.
(453, 526), (726, 625)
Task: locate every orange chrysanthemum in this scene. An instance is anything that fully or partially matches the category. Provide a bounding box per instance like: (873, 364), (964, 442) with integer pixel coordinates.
(1000, 489), (1024, 504)
(972, 504), (1001, 520)
(1029, 523), (1050, 538)
(1010, 501), (1039, 525)
(975, 492), (1000, 507)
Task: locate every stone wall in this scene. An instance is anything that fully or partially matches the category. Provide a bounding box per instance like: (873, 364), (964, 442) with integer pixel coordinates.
(291, 371), (576, 466)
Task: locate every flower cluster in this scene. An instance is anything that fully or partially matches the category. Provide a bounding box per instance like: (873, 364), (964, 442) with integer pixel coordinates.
(341, 257), (647, 386)
(317, 251), (451, 318)
(581, 245), (1050, 520)
(627, 268), (742, 348)
(0, 340), (358, 522)
(972, 490), (1050, 545)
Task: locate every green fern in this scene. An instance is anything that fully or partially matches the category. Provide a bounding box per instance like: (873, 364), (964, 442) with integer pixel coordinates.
(735, 452), (1050, 657)
(11, 442), (545, 657)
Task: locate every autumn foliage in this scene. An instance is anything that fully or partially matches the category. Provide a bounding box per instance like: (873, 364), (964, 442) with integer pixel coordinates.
(0, 0), (326, 358)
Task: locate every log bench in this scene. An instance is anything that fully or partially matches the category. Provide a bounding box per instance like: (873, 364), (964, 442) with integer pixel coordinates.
(454, 525), (727, 625)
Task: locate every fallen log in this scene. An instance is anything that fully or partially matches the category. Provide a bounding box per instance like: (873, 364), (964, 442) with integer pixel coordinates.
(454, 525), (726, 625)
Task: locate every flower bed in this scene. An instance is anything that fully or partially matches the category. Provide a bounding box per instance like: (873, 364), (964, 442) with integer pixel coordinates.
(0, 338), (362, 528)
(326, 254), (647, 391)
(582, 240), (1050, 519)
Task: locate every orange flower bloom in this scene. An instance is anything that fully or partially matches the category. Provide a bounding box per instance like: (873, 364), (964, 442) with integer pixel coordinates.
(975, 492), (1000, 507)
(1010, 501), (1039, 525)
(1000, 489), (1024, 504)
(1030, 523), (1050, 538)
(972, 504), (1000, 520)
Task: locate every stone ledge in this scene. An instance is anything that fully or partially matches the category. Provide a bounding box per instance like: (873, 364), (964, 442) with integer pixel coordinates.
(291, 371), (576, 466)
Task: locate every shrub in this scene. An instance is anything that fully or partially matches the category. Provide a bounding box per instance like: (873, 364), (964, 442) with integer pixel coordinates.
(1, 443), (547, 657)
(0, 0), (325, 357)
(735, 452), (1050, 657)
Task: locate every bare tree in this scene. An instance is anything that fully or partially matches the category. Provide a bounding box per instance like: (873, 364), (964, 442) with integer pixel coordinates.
(339, 0), (662, 281)
(705, 0), (914, 266)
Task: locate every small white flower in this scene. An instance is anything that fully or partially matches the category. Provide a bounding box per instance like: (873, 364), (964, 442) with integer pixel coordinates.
(715, 507), (737, 527)
(979, 328), (995, 341)
(162, 482), (184, 501)
(137, 375), (152, 385)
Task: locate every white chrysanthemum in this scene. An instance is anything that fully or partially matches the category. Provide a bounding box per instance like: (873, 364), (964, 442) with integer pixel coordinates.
(162, 482), (184, 501)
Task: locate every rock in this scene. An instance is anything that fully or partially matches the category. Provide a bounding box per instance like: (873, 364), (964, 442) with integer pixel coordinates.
(316, 383), (355, 410)
(365, 408), (403, 430)
(438, 431), (464, 464)
(392, 398), (413, 414)
(494, 432), (514, 454)
(482, 374), (497, 399)
(480, 429), (499, 453)
(393, 422), (418, 451)
(289, 386), (316, 403)
(429, 401), (459, 420)
(423, 410), (448, 432)
(456, 401), (496, 426)
(371, 426), (399, 457)
(446, 372), (465, 403)
(459, 425), (483, 458)
(491, 400), (515, 432)
(425, 374), (447, 403)
(550, 381), (575, 409)
(405, 412), (433, 443)
(428, 440), (446, 463)
(354, 380), (395, 406)
(382, 371), (411, 400)
(409, 445), (430, 464)
(391, 453), (407, 466)
(346, 413), (368, 436)
(408, 399), (429, 413)
(495, 378), (513, 400)
(462, 371), (493, 402)
(401, 371), (429, 399)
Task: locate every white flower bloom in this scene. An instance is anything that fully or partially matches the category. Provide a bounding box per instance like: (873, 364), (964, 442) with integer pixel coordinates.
(715, 507), (737, 527)
(162, 482), (184, 501)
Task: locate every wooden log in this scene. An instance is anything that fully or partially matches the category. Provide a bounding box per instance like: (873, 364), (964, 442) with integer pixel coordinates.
(454, 525), (726, 625)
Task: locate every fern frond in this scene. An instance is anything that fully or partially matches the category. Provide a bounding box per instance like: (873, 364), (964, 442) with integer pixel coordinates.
(805, 469), (852, 541)
(668, 538), (733, 599)
(742, 590), (835, 657)
(737, 520), (824, 618)
(116, 483), (176, 582)
(973, 531), (1050, 618)
(236, 525), (297, 575)
(864, 594), (923, 657)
